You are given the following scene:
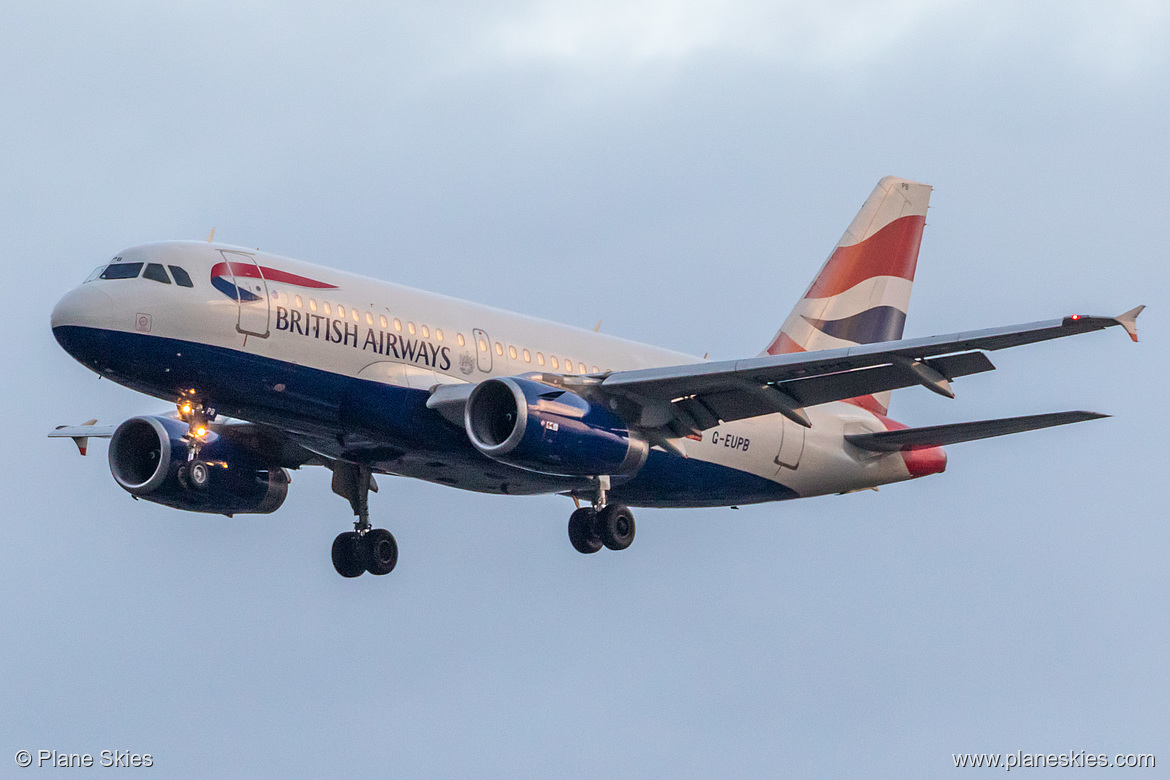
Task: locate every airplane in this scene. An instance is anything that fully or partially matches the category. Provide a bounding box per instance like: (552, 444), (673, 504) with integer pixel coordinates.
(49, 176), (1143, 578)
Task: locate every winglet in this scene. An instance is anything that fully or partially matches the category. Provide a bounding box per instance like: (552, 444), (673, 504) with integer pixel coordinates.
(49, 419), (114, 456)
(53, 418), (99, 456)
(1114, 305), (1145, 343)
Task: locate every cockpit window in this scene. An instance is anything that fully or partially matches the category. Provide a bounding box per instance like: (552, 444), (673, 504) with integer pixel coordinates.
(99, 263), (143, 280)
(168, 265), (194, 288)
(143, 263), (171, 284)
(83, 265), (106, 283)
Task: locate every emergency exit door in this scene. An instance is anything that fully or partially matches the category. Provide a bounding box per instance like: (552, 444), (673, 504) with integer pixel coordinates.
(473, 328), (492, 373)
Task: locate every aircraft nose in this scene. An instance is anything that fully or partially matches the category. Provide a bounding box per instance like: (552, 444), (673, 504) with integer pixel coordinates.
(51, 284), (113, 330)
(52, 284), (116, 369)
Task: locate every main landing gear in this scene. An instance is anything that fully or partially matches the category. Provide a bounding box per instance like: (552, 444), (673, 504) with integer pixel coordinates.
(567, 476), (636, 555)
(330, 462), (398, 578)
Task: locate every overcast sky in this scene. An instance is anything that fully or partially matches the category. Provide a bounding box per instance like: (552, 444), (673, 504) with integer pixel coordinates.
(2, 1), (1166, 777)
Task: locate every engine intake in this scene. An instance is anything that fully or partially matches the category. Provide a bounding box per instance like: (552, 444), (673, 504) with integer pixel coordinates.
(464, 377), (646, 477)
(109, 415), (289, 515)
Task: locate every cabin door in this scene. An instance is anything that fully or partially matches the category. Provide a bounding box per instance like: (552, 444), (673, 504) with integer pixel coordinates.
(219, 250), (271, 337)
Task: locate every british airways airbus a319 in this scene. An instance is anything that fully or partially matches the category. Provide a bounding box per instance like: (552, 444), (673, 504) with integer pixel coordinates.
(50, 177), (1143, 578)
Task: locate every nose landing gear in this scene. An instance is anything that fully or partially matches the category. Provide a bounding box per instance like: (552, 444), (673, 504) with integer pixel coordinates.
(567, 476), (635, 555)
(329, 461), (398, 578)
(175, 397), (215, 490)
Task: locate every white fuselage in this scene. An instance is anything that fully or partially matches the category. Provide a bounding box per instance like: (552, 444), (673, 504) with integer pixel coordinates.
(52, 241), (930, 506)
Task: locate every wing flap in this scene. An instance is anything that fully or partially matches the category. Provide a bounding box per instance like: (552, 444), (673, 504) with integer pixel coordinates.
(782, 351), (994, 408)
(661, 351), (995, 429)
(844, 411), (1108, 452)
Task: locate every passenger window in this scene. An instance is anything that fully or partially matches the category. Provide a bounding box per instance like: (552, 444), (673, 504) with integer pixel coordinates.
(508, 346), (517, 359)
(336, 304), (344, 318)
(351, 309), (359, 322)
(421, 325), (430, 338)
(408, 322), (416, 335)
(394, 318), (402, 332)
(536, 353), (545, 366)
(495, 343), (503, 356)
(579, 362), (587, 374)
(295, 295), (304, 308)
(99, 263), (143, 280)
(436, 329), (444, 341)
(309, 299), (317, 312)
(365, 312), (373, 325)
(592, 365), (599, 373)
(379, 315), (388, 328)
(523, 349), (531, 363)
(550, 356), (559, 369)
(457, 333), (466, 347)
(564, 358), (572, 373)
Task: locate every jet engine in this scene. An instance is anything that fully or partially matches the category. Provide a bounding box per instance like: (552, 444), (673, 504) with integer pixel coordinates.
(108, 415), (289, 515)
(464, 377), (647, 477)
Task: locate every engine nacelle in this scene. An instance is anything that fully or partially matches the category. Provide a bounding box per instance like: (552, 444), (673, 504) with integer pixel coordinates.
(464, 377), (647, 477)
(108, 415), (289, 515)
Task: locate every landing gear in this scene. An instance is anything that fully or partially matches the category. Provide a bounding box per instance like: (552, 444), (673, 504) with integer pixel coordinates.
(331, 531), (366, 578)
(187, 459), (211, 489)
(329, 462), (398, 578)
(567, 476), (636, 554)
(596, 504), (635, 550)
(330, 529), (398, 577)
(176, 397), (216, 486)
(364, 528), (399, 576)
(568, 508), (603, 554)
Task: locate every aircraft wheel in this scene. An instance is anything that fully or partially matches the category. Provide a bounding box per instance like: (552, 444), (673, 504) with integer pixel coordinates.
(364, 528), (398, 575)
(597, 504), (635, 551)
(568, 508), (602, 554)
(331, 531), (366, 578)
(188, 459), (211, 489)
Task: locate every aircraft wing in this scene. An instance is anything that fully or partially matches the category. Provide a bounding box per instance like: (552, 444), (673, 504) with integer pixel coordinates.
(48, 420), (114, 456)
(49, 416), (322, 468)
(582, 307), (1143, 446)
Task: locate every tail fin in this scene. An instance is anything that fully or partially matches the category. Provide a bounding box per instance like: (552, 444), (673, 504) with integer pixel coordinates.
(762, 175), (933, 414)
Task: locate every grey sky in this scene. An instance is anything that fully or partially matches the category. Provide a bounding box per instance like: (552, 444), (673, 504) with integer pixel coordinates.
(2, 1), (1166, 777)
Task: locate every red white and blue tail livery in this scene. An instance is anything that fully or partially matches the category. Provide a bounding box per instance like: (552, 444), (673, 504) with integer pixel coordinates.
(765, 175), (931, 415)
(49, 177), (1143, 579)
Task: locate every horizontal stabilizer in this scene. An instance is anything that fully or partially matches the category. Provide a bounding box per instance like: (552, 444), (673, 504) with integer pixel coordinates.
(845, 411), (1108, 452)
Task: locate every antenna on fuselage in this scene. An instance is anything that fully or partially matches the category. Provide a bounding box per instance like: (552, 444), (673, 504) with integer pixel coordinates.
(205, 227), (216, 243)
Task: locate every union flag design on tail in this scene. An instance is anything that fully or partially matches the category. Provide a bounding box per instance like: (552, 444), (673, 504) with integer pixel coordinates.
(762, 176), (932, 414)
